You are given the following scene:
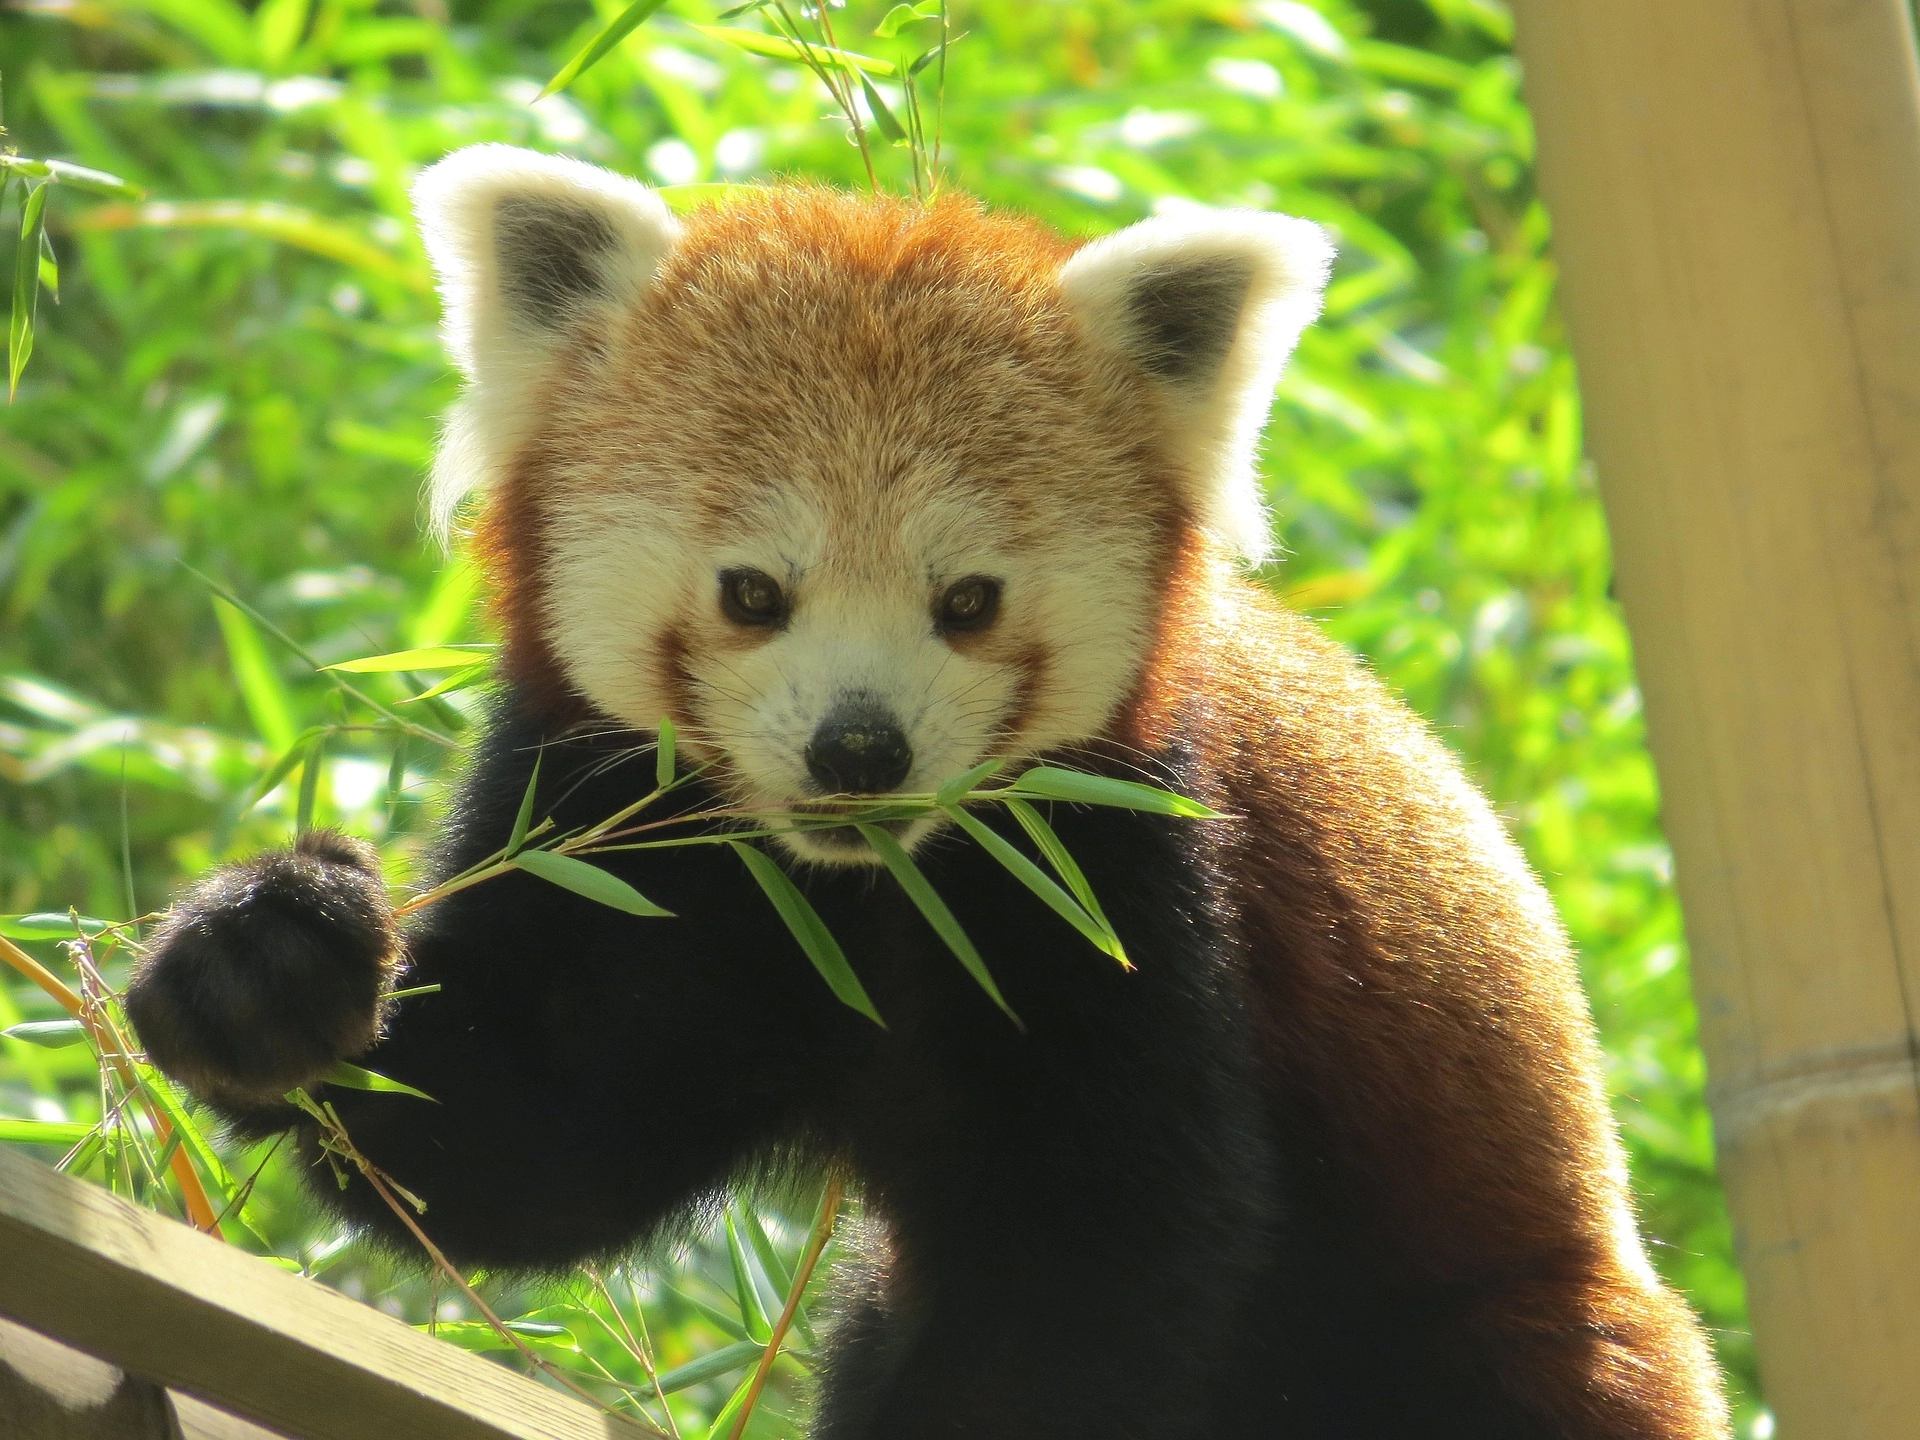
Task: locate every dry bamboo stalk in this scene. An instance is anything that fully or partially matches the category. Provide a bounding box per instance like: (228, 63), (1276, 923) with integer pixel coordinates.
(1509, 1), (1920, 1433)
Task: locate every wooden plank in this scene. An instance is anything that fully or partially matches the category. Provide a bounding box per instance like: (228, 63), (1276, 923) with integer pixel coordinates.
(1, 1314), (175, 1438)
(0, 1147), (654, 1440)
(1509, 0), (1920, 1434)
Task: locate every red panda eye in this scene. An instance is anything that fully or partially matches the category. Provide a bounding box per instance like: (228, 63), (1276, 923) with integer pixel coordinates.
(720, 568), (787, 627)
(937, 577), (1002, 634)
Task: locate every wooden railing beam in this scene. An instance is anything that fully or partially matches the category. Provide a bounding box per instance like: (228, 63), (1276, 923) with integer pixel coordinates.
(0, 1146), (650, 1440)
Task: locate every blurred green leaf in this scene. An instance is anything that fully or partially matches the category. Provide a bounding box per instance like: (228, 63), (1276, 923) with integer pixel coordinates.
(538, 0), (673, 98)
(693, 25), (897, 76)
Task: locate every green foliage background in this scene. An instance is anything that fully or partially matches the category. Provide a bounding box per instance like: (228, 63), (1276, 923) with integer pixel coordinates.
(0, 0), (1765, 1431)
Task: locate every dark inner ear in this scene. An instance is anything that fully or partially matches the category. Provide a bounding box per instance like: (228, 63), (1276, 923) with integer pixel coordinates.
(494, 196), (620, 330)
(1126, 257), (1256, 383)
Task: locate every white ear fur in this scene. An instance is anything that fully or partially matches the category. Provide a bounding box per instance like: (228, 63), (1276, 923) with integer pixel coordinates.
(1059, 209), (1332, 564)
(412, 144), (680, 536)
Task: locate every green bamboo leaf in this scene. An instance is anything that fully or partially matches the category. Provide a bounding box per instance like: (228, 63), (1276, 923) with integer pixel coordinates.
(873, 3), (929, 38)
(321, 1061), (437, 1102)
(1003, 798), (1114, 934)
(0, 1119), (94, 1146)
(237, 725), (331, 820)
(655, 716), (676, 789)
(715, 0), (768, 16)
(74, 202), (430, 293)
(10, 181), (49, 398)
(0, 913), (111, 940)
(513, 849), (673, 917)
(740, 1204), (815, 1346)
(507, 747), (543, 855)
(323, 646), (494, 673)
(729, 841), (882, 1025)
(1004, 766), (1222, 819)
(212, 596), (299, 753)
(396, 666), (488, 704)
(538, 0), (672, 98)
(130, 1066), (271, 1246)
(43, 160), (144, 199)
(294, 732), (325, 838)
(705, 1368), (760, 1440)
(943, 805), (1127, 966)
(2, 1019), (88, 1049)
(653, 1339), (763, 1394)
(692, 24), (897, 75)
(935, 757), (1005, 807)
(858, 824), (1018, 1026)
(37, 228), (58, 303)
(418, 1319), (572, 1353)
(859, 73), (908, 144)
(726, 1210), (774, 1343)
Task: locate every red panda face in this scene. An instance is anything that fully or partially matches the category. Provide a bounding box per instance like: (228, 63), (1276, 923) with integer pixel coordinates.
(413, 148), (1331, 862)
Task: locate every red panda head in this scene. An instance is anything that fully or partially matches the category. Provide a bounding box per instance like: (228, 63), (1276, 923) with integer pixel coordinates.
(414, 145), (1329, 862)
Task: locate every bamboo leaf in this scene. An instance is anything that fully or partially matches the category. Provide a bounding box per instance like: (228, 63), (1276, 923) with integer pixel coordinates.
(320, 1061), (436, 1102)
(324, 646), (494, 673)
(1003, 798), (1114, 934)
(935, 757), (1005, 807)
(859, 73), (908, 144)
(654, 1339), (764, 1394)
(513, 849), (673, 917)
(2, 1019), (89, 1049)
(729, 841), (882, 1025)
(655, 717), (676, 789)
(858, 824), (1018, 1025)
(726, 1210), (774, 1343)
(693, 25), (897, 76)
(0, 1119), (94, 1145)
(75, 202), (429, 292)
(874, 4), (930, 38)
(395, 666), (488, 704)
(705, 1369), (760, 1440)
(212, 596), (299, 753)
(740, 1204), (814, 1346)
(0, 914), (110, 940)
(1004, 766), (1223, 818)
(943, 805), (1127, 965)
(294, 731), (325, 838)
(538, 0), (672, 98)
(507, 747), (543, 855)
(11, 181), (49, 398)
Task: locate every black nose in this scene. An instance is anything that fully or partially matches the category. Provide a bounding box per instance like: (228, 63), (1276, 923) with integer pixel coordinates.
(805, 700), (913, 795)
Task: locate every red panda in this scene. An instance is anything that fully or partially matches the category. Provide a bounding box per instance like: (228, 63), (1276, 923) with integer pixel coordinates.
(127, 145), (1729, 1438)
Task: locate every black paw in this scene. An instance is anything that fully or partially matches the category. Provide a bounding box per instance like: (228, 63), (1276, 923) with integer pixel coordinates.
(126, 830), (398, 1106)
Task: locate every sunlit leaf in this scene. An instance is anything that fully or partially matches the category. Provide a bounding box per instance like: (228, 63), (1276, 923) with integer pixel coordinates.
(74, 203), (430, 292)
(212, 597), (299, 753)
(859, 73), (908, 144)
(1004, 766), (1222, 819)
(2, 1019), (89, 1049)
(538, 0), (672, 98)
(0, 914), (111, 940)
(692, 25), (897, 76)
(0, 1119), (95, 1146)
(323, 646), (494, 673)
(320, 1061), (437, 1102)
(725, 1210), (773, 1343)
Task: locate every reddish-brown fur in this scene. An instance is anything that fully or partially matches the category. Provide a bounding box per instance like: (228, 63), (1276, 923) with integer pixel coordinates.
(1124, 543), (1724, 1436)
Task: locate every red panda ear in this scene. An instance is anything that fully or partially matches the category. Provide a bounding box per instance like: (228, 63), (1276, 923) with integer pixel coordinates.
(412, 146), (679, 537)
(1058, 209), (1332, 564)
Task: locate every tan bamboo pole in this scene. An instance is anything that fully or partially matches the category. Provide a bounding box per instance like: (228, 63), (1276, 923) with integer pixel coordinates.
(1507, 1), (1920, 1433)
